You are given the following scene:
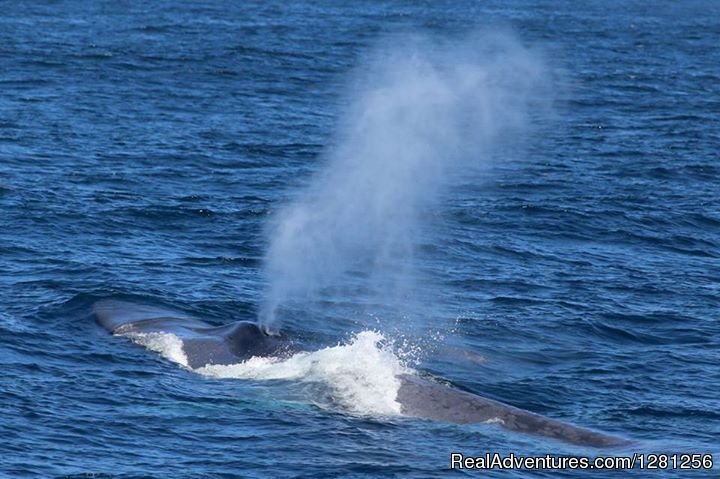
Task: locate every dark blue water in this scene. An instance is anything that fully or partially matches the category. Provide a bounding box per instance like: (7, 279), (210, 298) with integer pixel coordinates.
(1, 1), (718, 477)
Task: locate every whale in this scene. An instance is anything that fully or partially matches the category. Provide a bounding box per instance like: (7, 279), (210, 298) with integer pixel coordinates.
(94, 300), (292, 368)
(93, 299), (629, 448)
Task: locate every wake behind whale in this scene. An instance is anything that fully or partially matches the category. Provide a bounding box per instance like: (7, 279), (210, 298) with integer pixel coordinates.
(94, 299), (630, 448)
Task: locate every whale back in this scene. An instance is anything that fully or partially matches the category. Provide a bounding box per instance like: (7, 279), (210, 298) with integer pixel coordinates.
(95, 300), (628, 447)
(93, 300), (291, 368)
(397, 374), (629, 448)
(194, 321), (290, 366)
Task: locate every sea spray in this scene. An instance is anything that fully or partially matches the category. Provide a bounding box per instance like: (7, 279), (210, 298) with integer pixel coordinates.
(260, 31), (550, 330)
(118, 331), (190, 368)
(198, 330), (409, 416)
(118, 328), (410, 416)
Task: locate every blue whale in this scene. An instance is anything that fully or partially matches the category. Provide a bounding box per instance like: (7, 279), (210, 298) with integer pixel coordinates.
(94, 299), (630, 448)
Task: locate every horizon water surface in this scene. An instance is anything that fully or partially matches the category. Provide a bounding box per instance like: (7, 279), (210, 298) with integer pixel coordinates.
(1, 1), (719, 478)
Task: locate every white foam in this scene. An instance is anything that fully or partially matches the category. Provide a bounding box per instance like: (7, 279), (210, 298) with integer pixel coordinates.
(483, 418), (505, 425)
(198, 330), (411, 417)
(117, 328), (414, 417)
(119, 331), (189, 368)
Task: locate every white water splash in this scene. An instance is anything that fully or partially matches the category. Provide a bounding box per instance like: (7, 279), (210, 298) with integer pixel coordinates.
(119, 332), (189, 368)
(199, 330), (410, 417)
(117, 328), (413, 417)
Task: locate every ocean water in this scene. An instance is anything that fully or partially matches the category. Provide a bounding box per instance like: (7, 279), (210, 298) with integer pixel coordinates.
(1, 1), (719, 478)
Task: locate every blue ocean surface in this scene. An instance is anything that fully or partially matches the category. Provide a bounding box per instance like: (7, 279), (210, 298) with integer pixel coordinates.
(1, 1), (718, 478)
